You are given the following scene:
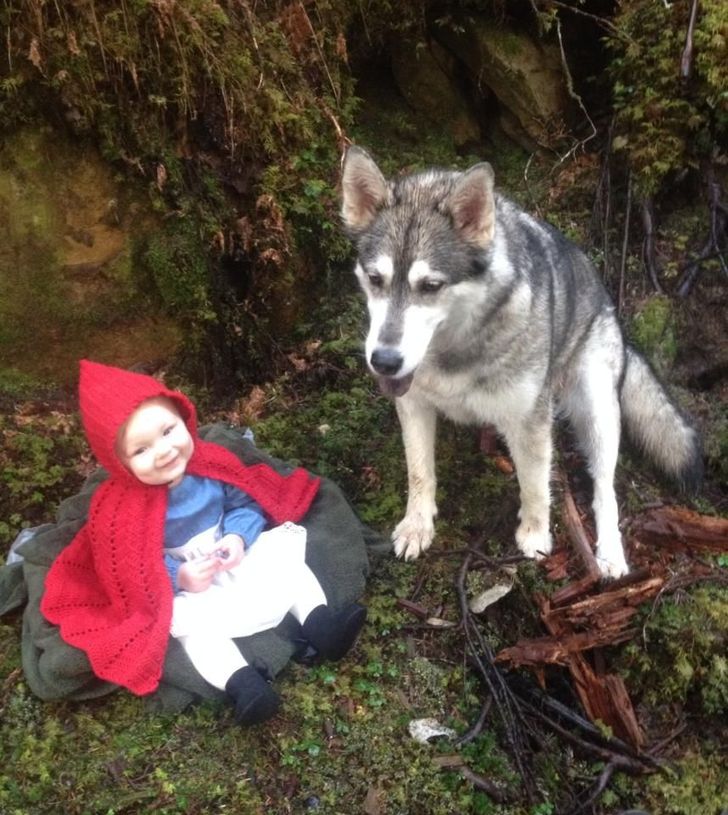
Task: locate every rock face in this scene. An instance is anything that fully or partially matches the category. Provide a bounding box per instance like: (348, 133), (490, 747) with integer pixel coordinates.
(392, 15), (570, 150)
(417, 14), (572, 151)
(0, 130), (181, 384)
(391, 38), (481, 149)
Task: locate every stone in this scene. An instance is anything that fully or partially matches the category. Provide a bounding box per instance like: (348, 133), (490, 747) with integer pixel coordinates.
(391, 38), (481, 149)
(433, 14), (571, 150)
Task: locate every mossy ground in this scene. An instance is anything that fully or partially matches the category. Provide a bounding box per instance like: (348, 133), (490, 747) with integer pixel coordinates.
(1, 284), (726, 813)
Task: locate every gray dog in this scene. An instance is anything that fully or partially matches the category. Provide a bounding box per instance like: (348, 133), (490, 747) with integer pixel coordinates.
(341, 146), (702, 578)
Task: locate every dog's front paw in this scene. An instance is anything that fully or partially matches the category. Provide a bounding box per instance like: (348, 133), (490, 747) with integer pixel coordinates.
(392, 514), (435, 561)
(515, 521), (552, 561)
(595, 536), (629, 579)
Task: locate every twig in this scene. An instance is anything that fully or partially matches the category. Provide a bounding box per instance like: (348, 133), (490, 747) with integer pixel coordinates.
(647, 721), (688, 758)
(640, 196), (664, 293)
(554, 16), (597, 165)
(680, 0), (699, 80)
(515, 692), (654, 772)
(618, 170), (632, 315)
(595, 119), (615, 285)
(676, 229), (725, 297)
(456, 554), (538, 801)
(459, 765), (507, 803)
(530, 0), (631, 41)
(677, 168), (728, 296)
(523, 152), (542, 219)
(565, 760), (619, 815)
(509, 678), (657, 767)
(298, 0), (341, 107)
(456, 695), (493, 746)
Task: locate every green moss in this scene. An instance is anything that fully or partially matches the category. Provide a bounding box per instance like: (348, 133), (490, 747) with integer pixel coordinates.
(642, 748), (728, 815)
(137, 219), (214, 319)
(615, 586), (728, 715)
(628, 295), (678, 374)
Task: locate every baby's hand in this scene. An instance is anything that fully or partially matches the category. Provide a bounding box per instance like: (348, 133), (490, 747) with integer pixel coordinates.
(216, 533), (245, 571)
(177, 557), (220, 593)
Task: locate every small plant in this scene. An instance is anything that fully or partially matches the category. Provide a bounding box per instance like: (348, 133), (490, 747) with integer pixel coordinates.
(0, 410), (87, 551)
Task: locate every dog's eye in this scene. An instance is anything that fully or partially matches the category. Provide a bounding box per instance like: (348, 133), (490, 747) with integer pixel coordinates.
(367, 273), (384, 289)
(419, 279), (444, 294)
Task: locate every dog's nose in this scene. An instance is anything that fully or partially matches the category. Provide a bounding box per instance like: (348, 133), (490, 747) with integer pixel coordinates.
(370, 348), (403, 376)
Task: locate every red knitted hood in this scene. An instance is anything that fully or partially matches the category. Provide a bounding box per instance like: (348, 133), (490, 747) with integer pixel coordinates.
(79, 360), (197, 482)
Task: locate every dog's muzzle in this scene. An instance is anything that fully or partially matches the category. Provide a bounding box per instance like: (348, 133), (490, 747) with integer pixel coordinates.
(370, 348), (414, 397)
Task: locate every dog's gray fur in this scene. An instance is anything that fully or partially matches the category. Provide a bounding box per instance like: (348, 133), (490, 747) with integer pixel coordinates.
(340, 145), (702, 577)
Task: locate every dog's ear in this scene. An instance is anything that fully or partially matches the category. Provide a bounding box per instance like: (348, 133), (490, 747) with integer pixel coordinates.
(446, 163), (496, 247)
(341, 146), (390, 232)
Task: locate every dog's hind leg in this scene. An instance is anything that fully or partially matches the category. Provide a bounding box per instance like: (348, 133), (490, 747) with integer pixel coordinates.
(567, 353), (628, 578)
(392, 394), (438, 560)
(502, 410), (554, 561)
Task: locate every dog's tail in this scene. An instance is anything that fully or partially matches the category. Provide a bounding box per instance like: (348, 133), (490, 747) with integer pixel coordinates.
(620, 345), (703, 492)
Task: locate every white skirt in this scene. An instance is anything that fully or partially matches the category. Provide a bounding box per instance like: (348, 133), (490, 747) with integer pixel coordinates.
(169, 522), (307, 639)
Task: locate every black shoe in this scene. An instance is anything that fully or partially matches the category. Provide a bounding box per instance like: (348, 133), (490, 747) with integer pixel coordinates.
(301, 603), (367, 661)
(225, 666), (280, 726)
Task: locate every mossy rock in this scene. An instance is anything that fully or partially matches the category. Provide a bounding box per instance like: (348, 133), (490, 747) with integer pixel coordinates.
(0, 129), (181, 385)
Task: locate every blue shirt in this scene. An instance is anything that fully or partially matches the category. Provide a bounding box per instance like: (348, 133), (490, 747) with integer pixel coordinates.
(163, 475), (266, 591)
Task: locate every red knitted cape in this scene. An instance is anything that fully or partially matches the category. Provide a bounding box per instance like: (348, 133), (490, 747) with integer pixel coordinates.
(40, 360), (319, 695)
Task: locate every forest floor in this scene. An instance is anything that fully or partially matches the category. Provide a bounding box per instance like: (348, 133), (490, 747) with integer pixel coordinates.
(1, 134), (727, 813)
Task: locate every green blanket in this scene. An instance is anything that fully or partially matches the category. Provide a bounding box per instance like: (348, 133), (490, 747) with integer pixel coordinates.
(0, 424), (380, 711)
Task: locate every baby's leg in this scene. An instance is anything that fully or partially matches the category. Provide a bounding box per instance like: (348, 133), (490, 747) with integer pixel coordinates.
(291, 564), (366, 661)
(176, 633), (247, 690)
(177, 633), (279, 726)
(289, 564), (327, 623)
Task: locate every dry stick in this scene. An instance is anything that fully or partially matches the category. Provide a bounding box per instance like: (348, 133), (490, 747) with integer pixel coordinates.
(510, 679), (658, 767)
(566, 760), (619, 815)
(618, 170), (632, 316)
(532, 0), (631, 41)
(554, 16), (597, 165)
(680, 0), (699, 80)
(515, 693), (652, 773)
(456, 695), (493, 747)
(459, 766), (507, 803)
(599, 121), (615, 287)
(676, 229), (725, 298)
(456, 554), (538, 802)
(677, 170), (728, 296)
(640, 197), (665, 294)
(89, 0), (109, 79)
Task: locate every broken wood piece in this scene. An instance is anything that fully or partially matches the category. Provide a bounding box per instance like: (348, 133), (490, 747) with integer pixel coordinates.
(551, 574), (602, 606)
(529, 592), (645, 748)
(631, 506), (728, 553)
(561, 474), (602, 579)
(546, 576), (665, 628)
(396, 598), (430, 619)
(495, 627), (637, 668)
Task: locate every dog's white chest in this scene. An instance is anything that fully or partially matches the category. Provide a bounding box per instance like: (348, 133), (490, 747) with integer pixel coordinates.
(412, 368), (541, 427)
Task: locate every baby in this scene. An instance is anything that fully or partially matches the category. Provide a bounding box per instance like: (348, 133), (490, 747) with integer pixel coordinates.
(42, 360), (366, 725)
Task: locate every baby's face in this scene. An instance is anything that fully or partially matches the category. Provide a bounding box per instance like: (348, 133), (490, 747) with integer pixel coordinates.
(119, 398), (194, 487)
